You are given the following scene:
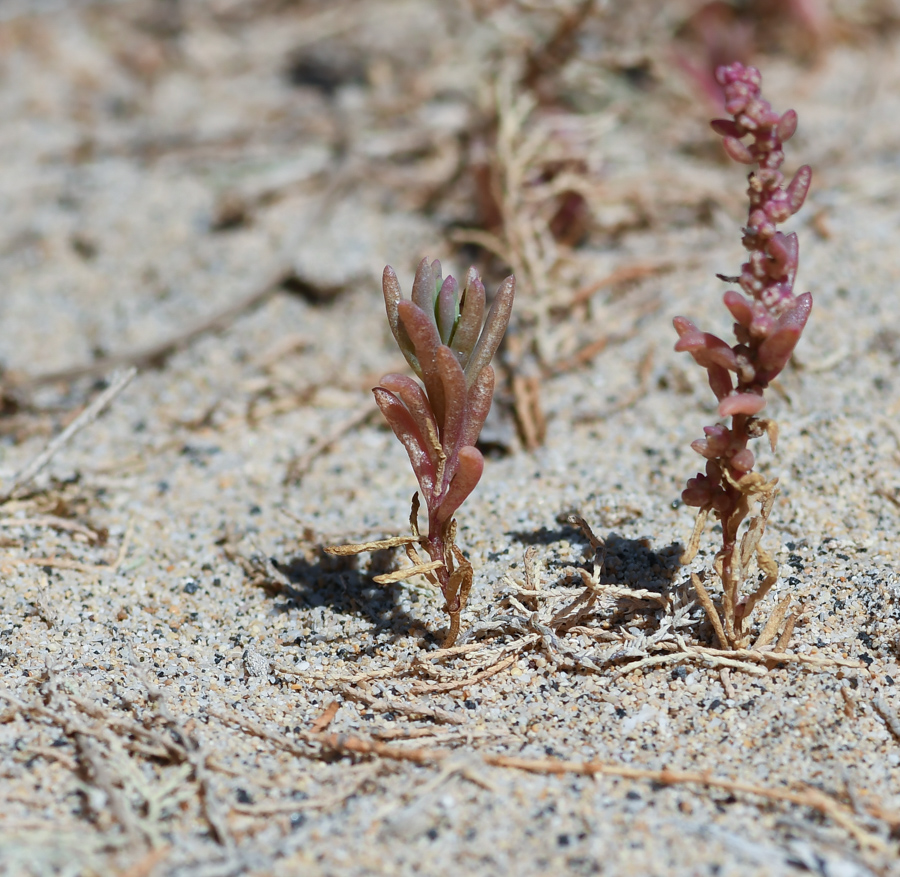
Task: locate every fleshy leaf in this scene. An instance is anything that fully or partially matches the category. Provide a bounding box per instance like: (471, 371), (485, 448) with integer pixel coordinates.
(373, 388), (436, 497)
(777, 109), (797, 141)
(464, 275), (515, 389)
(412, 258), (440, 316)
(718, 393), (766, 417)
(436, 345), (467, 461)
(710, 119), (742, 138)
(756, 292), (812, 374)
(378, 374), (441, 470)
(673, 316), (699, 338)
(461, 365), (494, 449)
(786, 165), (812, 214)
(383, 266), (419, 375)
(675, 330), (738, 371)
(398, 300), (446, 427)
(451, 269), (485, 366)
(722, 136), (754, 164)
(723, 290), (753, 327)
(436, 276), (459, 345)
(435, 446), (484, 524)
(707, 364), (733, 401)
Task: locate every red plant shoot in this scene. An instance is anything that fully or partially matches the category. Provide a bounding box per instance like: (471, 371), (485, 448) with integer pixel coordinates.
(675, 63), (812, 649)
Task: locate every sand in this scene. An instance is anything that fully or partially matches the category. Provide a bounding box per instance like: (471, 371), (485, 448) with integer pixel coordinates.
(0, 2), (898, 875)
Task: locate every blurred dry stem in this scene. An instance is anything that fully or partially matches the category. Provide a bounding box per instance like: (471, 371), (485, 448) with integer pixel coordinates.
(211, 705), (894, 857)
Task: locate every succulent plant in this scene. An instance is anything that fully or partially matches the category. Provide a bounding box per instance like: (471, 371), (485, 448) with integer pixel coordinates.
(675, 62), (812, 650)
(374, 258), (514, 646)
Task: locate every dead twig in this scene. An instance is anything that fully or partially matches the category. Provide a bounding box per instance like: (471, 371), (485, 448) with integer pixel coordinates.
(125, 649), (233, 850)
(73, 731), (150, 844)
(308, 701), (341, 734)
(338, 684), (464, 725)
(0, 515), (103, 542)
(212, 700), (895, 854)
(317, 734), (891, 853)
(409, 651), (520, 694)
(4, 517), (134, 576)
(0, 368), (137, 503)
(521, 0), (597, 91)
(873, 696), (900, 743)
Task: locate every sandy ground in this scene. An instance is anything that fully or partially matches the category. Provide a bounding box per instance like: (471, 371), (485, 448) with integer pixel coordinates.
(1, 2), (900, 875)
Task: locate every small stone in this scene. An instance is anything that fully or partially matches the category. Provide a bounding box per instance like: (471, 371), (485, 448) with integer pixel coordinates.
(243, 648), (270, 678)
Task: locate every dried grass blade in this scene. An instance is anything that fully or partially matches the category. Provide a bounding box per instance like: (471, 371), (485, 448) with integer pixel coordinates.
(373, 559), (443, 584)
(692, 572), (728, 649)
(325, 535), (421, 556)
(751, 595), (791, 650)
(680, 508), (708, 565)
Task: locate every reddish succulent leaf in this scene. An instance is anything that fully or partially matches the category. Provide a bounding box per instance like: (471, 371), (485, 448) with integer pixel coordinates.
(673, 316), (699, 338)
(782, 232), (799, 289)
(722, 136), (754, 164)
(757, 292), (812, 373)
(461, 365), (495, 449)
(765, 232), (791, 279)
(757, 326), (800, 374)
(411, 257), (440, 316)
(723, 290), (753, 327)
(710, 118), (742, 138)
(435, 445), (484, 525)
(691, 438), (715, 459)
(707, 364), (733, 401)
(383, 266), (419, 375)
(675, 331), (738, 371)
(437, 276), (459, 345)
(398, 300), (446, 426)
(465, 275), (515, 389)
(730, 448), (755, 473)
(451, 269), (485, 366)
(777, 109), (797, 141)
(718, 393), (766, 417)
(378, 373), (441, 468)
(436, 345), (467, 459)
(373, 387), (436, 497)
(682, 486), (711, 508)
(786, 165), (812, 214)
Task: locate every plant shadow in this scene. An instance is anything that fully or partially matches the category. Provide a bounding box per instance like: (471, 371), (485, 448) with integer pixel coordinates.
(598, 532), (684, 597)
(507, 523), (683, 597)
(265, 547), (424, 642)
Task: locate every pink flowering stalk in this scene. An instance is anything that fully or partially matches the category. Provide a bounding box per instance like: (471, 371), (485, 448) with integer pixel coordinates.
(675, 63), (812, 649)
(329, 258), (514, 648)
